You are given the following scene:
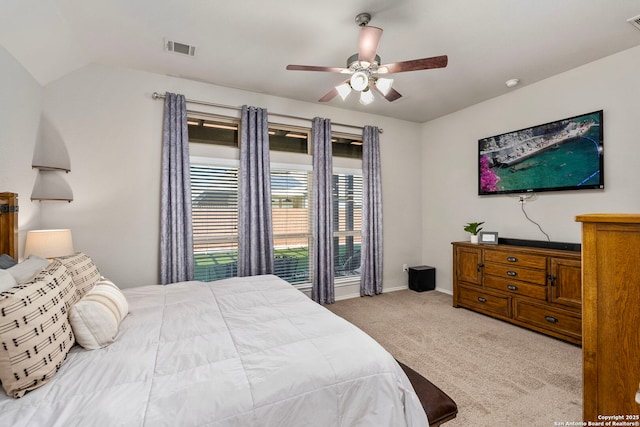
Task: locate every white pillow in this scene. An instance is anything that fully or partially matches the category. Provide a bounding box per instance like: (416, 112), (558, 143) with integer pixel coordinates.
(0, 270), (17, 293)
(68, 279), (129, 350)
(6, 255), (50, 283)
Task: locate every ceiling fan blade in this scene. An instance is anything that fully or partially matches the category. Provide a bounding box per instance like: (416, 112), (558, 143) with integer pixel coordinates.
(370, 82), (402, 102)
(382, 87), (402, 102)
(358, 26), (383, 64)
(319, 87), (339, 102)
(378, 55), (448, 74)
(286, 64), (349, 73)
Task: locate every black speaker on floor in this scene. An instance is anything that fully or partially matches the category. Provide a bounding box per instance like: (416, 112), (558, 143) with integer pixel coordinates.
(408, 266), (436, 292)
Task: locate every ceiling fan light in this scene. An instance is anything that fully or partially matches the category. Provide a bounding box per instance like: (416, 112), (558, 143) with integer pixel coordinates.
(350, 71), (369, 92)
(359, 88), (374, 105)
(336, 83), (352, 101)
(376, 78), (394, 96)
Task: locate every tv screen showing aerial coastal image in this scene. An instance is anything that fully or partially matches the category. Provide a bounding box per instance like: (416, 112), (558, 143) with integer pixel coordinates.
(478, 110), (604, 195)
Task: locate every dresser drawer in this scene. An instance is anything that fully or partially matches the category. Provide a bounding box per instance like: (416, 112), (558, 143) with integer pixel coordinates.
(484, 250), (547, 269)
(514, 300), (581, 340)
(484, 262), (547, 285)
(484, 275), (547, 301)
(457, 285), (511, 318)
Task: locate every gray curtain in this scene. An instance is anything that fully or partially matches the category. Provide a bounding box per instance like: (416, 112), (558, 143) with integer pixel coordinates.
(360, 125), (383, 296)
(160, 92), (194, 284)
(237, 105), (274, 277)
(311, 117), (334, 304)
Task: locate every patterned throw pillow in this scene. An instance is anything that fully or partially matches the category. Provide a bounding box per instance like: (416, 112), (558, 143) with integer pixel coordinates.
(30, 260), (81, 310)
(55, 253), (101, 297)
(0, 276), (75, 398)
(68, 279), (129, 350)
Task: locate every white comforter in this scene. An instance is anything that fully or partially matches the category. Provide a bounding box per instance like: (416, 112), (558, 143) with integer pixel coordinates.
(0, 275), (428, 426)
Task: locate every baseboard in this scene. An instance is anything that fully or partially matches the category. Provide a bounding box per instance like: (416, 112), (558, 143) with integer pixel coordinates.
(335, 284), (407, 301)
(335, 285), (453, 301)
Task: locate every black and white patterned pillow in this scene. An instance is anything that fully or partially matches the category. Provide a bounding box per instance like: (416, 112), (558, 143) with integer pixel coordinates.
(30, 260), (81, 311)
(55, 253), (101, 297)
(0, 276), (75, 398)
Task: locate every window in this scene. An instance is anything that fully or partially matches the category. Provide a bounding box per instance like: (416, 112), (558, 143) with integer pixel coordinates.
(333, 173), (362, 278)
(189, 114), (363, 285)
(268, 126), (309, 154)
(191, 164), (239, 281)
(187, 117), (362, 158)
(332, 132), (363, 159)
(271, 169), (311, 283)
(187, 117), (238, 147)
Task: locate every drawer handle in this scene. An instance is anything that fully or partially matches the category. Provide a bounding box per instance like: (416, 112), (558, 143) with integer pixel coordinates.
(545, 316), (558, 323)
(547, 274), (556, 286)
(477, 263), (484, 272)
(507, 256), (518, 262)
(478, 297), (487, 303)
(507, 285), (518, 291)
(507, 270), (518, 276)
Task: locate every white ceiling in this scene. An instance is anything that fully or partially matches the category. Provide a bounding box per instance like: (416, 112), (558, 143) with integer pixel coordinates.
(2, 0), (640, 123)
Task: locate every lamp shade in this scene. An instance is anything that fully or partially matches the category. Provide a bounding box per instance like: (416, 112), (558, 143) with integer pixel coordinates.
(359, 88), (375, 105)
(350, 71), (369, 92)
(24, 229), (74, 259)
(335, 82), (352, 101)
(375, 77), (394, 96)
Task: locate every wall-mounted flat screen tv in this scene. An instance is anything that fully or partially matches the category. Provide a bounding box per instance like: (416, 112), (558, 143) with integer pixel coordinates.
(478, 110), (604, 195)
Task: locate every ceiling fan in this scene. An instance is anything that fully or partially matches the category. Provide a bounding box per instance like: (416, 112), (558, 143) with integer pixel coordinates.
(286, 12), (448, 105)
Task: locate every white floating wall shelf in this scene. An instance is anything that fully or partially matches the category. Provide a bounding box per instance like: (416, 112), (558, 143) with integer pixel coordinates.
(31, 115), (73, 201)
(31, 170), (73, 202)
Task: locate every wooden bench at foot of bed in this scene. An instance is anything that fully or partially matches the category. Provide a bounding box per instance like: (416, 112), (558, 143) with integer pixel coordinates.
(397, 361), (458, 427)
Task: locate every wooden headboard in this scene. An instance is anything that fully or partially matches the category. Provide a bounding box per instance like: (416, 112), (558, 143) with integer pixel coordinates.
(0, 192), (18, 260)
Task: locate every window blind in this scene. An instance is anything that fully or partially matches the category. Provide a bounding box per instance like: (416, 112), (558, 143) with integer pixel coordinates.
(190, 164), (239, 281)
(271, 169), (312, 283)
(333, 174), (363, 277)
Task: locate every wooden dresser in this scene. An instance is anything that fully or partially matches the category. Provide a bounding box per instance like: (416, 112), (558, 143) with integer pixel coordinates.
(576, 214), (640, 422)
(452, 241), (582, 345)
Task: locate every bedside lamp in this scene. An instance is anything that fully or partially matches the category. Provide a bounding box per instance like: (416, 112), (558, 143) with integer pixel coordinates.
(24, 229), (75, 259)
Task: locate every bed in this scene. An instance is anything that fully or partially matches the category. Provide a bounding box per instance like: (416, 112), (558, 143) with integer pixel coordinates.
(1, 274), (429, 426)
(0, 192), (456, 426)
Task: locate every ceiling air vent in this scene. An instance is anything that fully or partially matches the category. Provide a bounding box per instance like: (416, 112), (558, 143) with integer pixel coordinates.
(627, 14), (640, 32)
(164, 38), (196, 56)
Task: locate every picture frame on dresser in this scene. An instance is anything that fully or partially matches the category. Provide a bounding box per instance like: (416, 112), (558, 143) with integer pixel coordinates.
(479, 231), (498, 244)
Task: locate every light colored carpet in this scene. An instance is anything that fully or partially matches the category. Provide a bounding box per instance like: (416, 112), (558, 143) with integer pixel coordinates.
(327, 290), (582, 426)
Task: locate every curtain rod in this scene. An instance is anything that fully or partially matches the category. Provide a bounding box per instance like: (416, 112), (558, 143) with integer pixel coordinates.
(151, 92), (383, 133)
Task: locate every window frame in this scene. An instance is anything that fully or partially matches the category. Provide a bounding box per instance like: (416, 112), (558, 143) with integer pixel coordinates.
(188, 113), (364, 289)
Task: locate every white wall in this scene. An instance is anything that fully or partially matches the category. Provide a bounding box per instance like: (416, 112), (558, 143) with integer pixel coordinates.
(421, 45), (640, 294)
(4, 44), (639, 297)
(32, 63), (423, 290)
(0, 46), (42, 253)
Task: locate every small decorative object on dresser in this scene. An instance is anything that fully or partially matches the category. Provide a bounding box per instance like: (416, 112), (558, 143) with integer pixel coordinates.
(452, 239), (582, 345)
(463, 221), (484, 243)
(479, 231), (498, 244)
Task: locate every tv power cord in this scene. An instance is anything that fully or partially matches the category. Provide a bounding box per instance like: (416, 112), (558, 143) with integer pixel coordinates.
(518, 195), (551, 241)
